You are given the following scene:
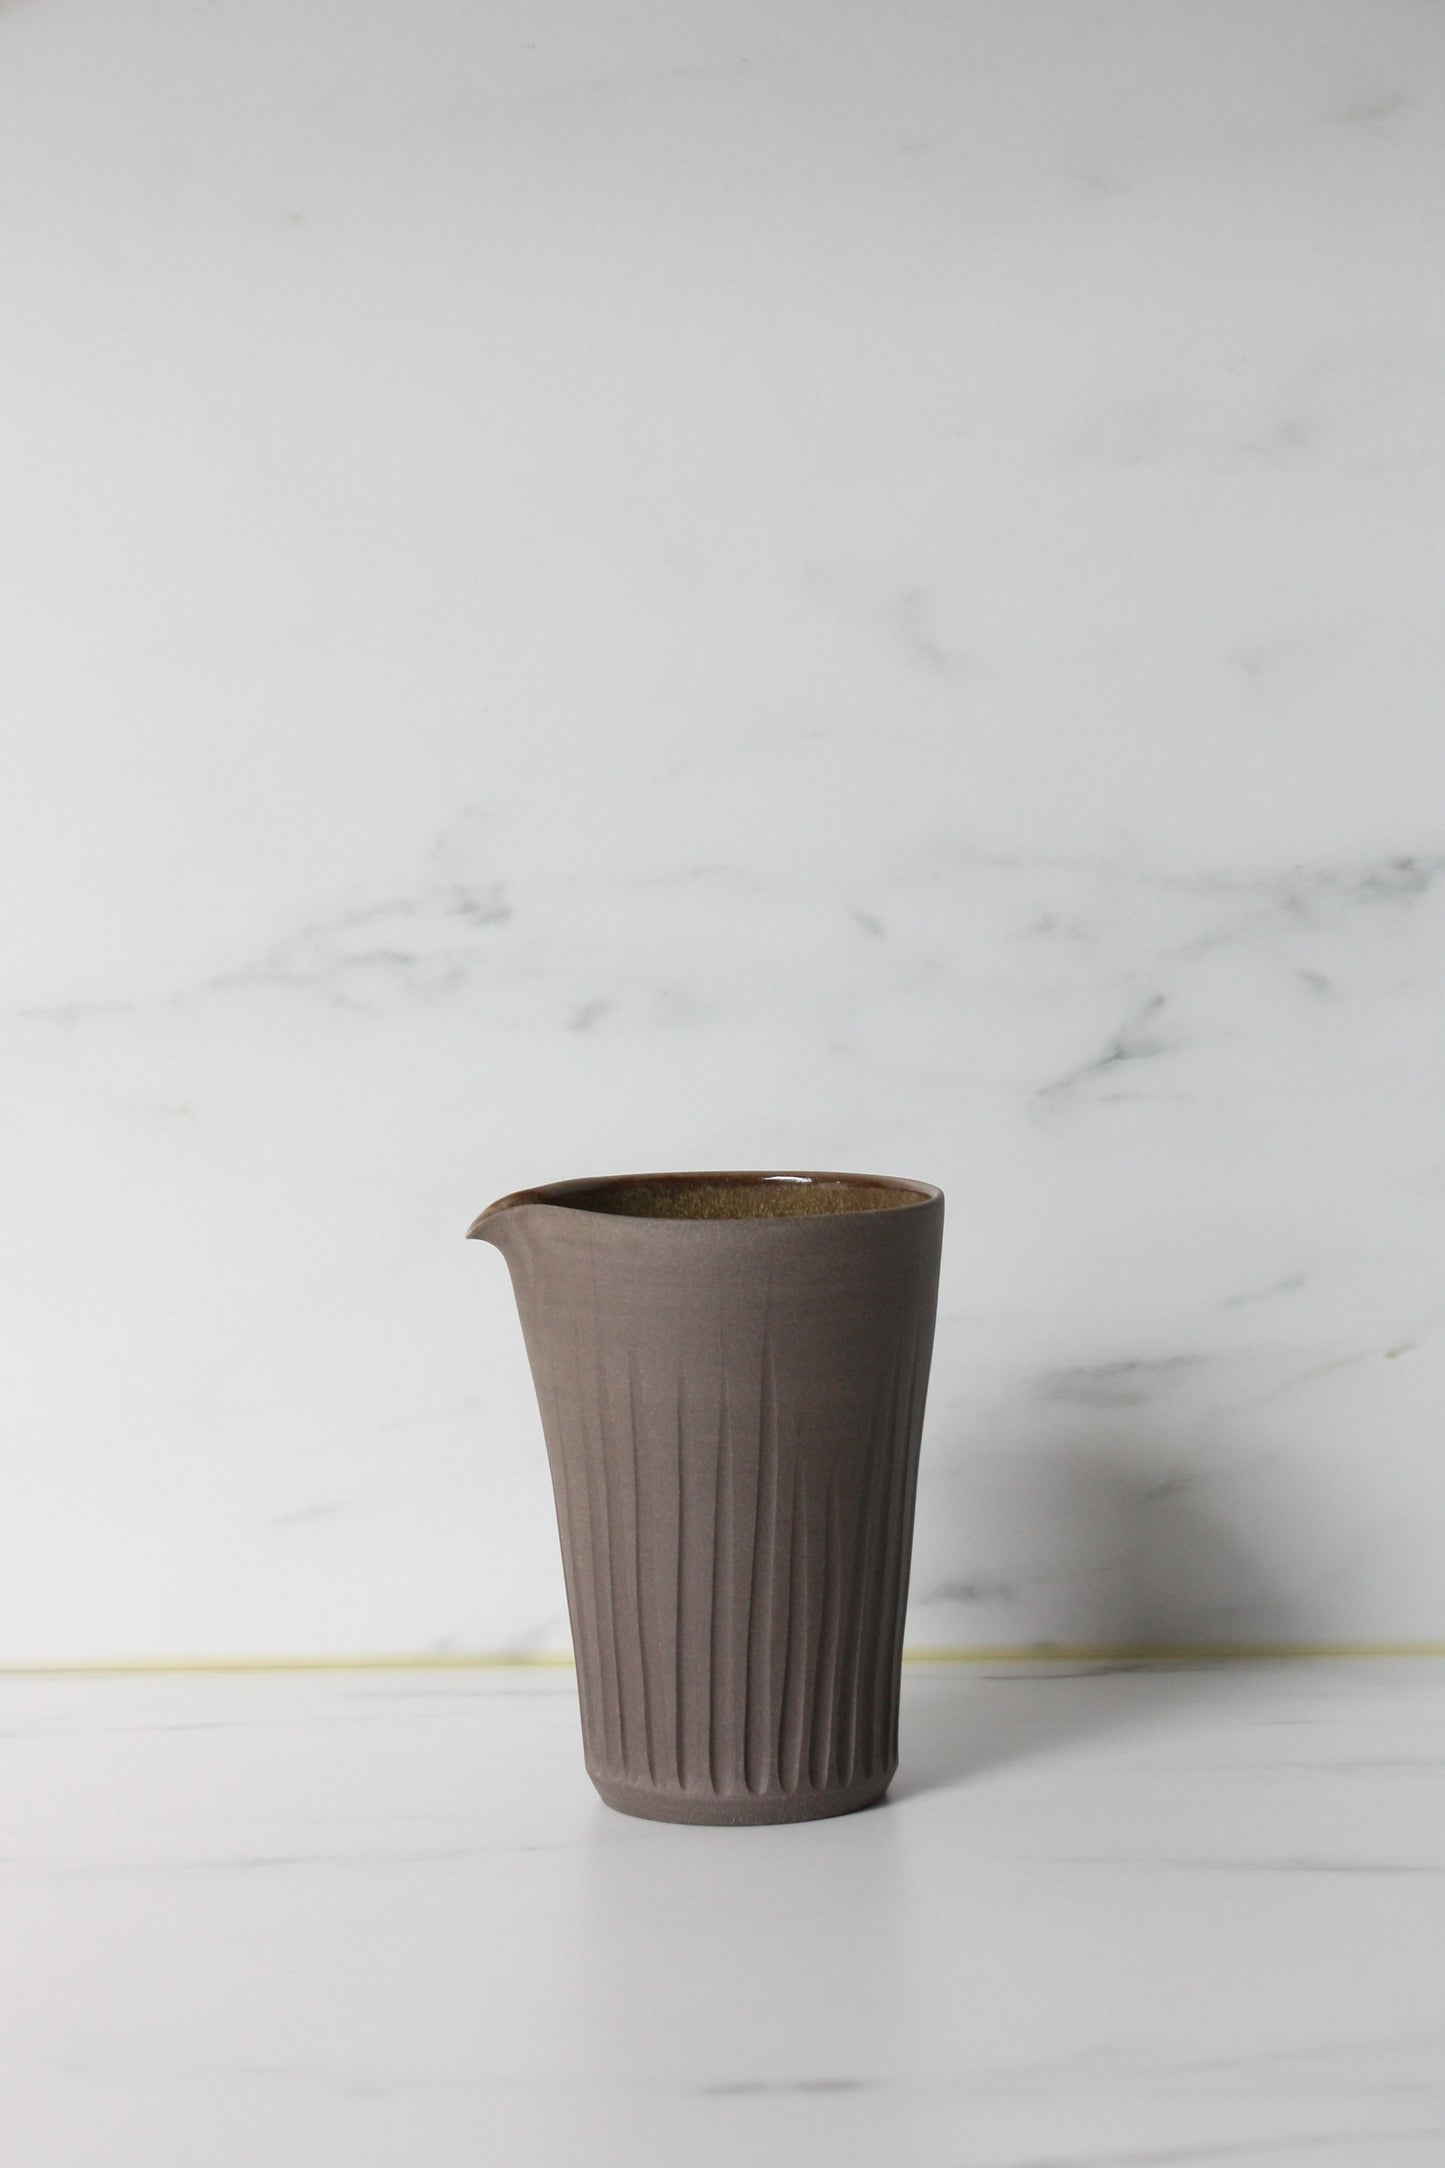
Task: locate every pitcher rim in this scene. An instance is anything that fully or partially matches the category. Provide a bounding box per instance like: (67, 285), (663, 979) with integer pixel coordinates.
(467, 1167), (942, 1235)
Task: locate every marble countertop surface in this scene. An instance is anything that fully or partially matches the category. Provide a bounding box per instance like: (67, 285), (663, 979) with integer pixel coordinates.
(4, 1661), (1443, 2166)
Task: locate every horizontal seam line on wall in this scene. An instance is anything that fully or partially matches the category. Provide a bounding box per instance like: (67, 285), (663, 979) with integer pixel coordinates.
(1, 1643), (1445, 1676)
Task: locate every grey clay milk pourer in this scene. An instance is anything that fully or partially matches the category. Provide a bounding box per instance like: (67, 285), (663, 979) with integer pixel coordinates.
(467, 1170), (944, 1825)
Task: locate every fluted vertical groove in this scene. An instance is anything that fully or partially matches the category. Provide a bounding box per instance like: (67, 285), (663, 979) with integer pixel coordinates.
(708, 1347), (731, 1795)
(673, 1367), (687, 1791)
(528, 1202), (941, 1821)
(830, 1344), (886, 1787)
(744, 1311), (779, 1795)
(864, 1320), (910, 1778)
(777, 1451), (809, 1793)
(572, 1312), (622, 1773)
(874, 1294), (922, 1772)
(870, 1352), (905, 1777)
(886, 1296), (927, 1768)
(851, 1351), (892, 1784)
(542, 1331), (594, 1762)
(592, 1315), (634, 1779)
(809, 1473), (843, 1792)
(625, 1345), (657, 1785)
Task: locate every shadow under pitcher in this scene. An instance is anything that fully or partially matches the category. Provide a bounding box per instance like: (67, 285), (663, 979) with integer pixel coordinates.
(467, 1169), (944, 1825)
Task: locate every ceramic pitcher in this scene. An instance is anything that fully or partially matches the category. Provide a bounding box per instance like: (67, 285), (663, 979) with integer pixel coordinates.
(468, 1169), (944, 1824)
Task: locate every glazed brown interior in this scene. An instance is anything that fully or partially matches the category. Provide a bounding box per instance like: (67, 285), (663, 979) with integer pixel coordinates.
(548, 1174), (930, 1220)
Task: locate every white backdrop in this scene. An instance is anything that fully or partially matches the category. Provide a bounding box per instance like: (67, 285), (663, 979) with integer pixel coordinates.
(4, 0), (1444, 1659)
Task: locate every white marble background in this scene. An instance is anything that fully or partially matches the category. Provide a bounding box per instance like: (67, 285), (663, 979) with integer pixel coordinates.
(3, 0), (1444, 1658)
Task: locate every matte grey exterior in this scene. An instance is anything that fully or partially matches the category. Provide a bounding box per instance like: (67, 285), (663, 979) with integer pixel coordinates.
(469, 1172), (944, 1824)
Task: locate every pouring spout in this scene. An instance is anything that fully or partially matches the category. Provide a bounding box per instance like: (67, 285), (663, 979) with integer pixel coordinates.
(465, 1189), (536, 1252)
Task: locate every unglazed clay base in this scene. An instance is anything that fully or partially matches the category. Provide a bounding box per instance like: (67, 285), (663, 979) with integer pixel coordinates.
(590, 1768), (894, 1826)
